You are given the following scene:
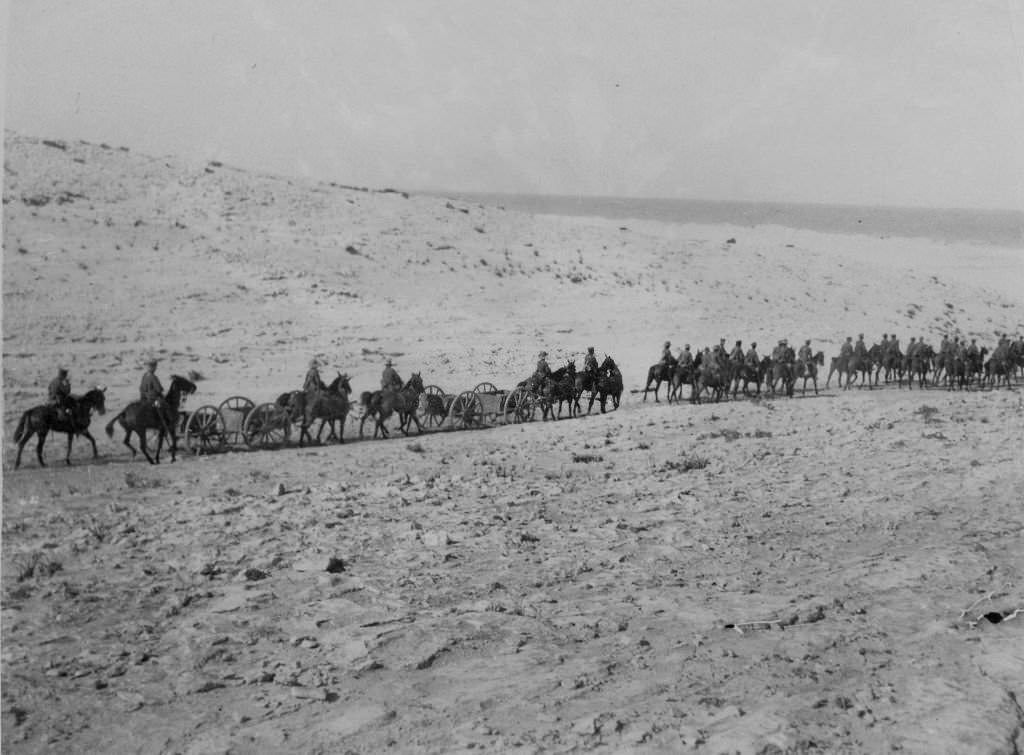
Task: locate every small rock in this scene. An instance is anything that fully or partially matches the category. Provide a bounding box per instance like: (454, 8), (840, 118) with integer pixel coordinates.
(243, 568), (269, 581)
(273, 483), (287, 496)
(422, 530), (453, 547)
(291, 686), (328, 701)
(325, 557), (346, 574)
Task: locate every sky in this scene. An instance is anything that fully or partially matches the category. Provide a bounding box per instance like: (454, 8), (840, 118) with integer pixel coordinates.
(4, 0), (1024, 210)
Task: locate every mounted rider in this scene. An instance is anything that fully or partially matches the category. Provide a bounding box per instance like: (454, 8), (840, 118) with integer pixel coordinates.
(381, 358), (403, 391)
(304, 357), (326, 398)
(583, 346), (599, 378)
(853, 333), (868, 360)
(839, 336), (854, 362)
(745, 342), (760, 369)
(48, 367), (73, 423)
(779, 339), (796, 365)
(797, 339), (813, 369)
(140, 358), (165, 409)
(530, 351), (552, 392)
(660, 341), (675, 368)
(729, 340), (744, 365)
(678, 344), (693, 368)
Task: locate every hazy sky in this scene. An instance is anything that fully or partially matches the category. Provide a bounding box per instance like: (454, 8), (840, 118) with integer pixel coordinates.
(5, 1), (1024, 209)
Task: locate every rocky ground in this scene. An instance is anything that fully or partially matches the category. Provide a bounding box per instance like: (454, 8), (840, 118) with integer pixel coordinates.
(3, 133), (1023, 754)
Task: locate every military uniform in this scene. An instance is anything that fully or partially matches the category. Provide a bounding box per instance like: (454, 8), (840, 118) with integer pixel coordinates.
(583, 349), (599, 375)
(304, 362), (325, 395)
(745, 344), (760, 368)
(139, 363), (164, 406)
(798, 342), (812, 365)
(729, 341), (744, 364)
(48, 370), (72, 422)
(679, 346), (693, 367)
(853, 335), (867, 359)
(660, 342), (673, 366)
(840, 338), (854, 360)
(381, 362), (403, 391)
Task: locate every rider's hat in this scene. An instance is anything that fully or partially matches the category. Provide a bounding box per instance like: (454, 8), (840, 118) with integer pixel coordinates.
(735, 340), (742, 346)
(145, 357), (160, 367)
(309, 357), (320, 368)
(385, 358), (394, 366)
(57, 366), (68, 375)
(805, 339), (811, 344)
(664, 341), (670, 347)
(587, 346), (595, 353)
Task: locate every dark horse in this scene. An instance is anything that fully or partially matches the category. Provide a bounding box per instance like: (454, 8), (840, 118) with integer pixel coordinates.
(794, 351), (825, 396)
(279, 373), (353, 445)
(105, 375), (197, 464)
(593, 355), (623, 413)
(643, 358), (676, 402)
(541, 361), (577, 419)
(573, 364), (601, 415)
(13, 387), (108, 469)
(359, 373), (426, 439)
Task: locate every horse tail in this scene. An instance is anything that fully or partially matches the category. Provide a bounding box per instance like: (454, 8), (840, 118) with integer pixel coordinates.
(105, 412), (124, 438)
(12, 411), (31, 444)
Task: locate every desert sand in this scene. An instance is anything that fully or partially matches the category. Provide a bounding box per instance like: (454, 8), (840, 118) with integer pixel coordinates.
(3, 133), (1023, 754)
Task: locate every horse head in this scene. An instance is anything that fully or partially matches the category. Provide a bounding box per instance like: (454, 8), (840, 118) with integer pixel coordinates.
(327, 372), (352, 395)
(167, 375), (198, 407)
(405, 372), (424, 393)
(84, 385), (108, 415)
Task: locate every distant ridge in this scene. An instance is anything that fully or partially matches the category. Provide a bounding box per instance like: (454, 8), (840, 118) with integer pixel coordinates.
(440, 193), (1024, 248)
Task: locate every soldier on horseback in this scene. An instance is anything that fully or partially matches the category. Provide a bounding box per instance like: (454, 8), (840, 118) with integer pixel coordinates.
(381, 358), (403, 391)
(304, 358), (326, 397)
(140, 358), (165, 409)
(840, 336), (854, 361)
(678, 344), (693, 368)
(729, 340), (744, 365)
(583, 346), (599, 378)
(48, 367), (73, 423)
(798, 339), (813, 370)
(660, 341), (674, 368)
(745, 342), (760, 368)
(853, 334), (868, 360)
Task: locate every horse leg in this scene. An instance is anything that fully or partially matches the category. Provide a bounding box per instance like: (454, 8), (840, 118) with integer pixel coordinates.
(138, 429), (157, 465)
(35, 430), (48, 467)
(81, 430), (100, 459)
(15, 428), (35, 469)
(65, 431), (75, 466)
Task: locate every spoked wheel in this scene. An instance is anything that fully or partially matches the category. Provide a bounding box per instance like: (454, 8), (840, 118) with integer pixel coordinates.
(218, 396), (255, 445)
(449, 390), (484, 430)
(243, 403), (291, 449)
(184, 405), (226, 454)
(504, 387), (537, 424)
(416, 384), (449, 429)
(473, 381), (500, 394)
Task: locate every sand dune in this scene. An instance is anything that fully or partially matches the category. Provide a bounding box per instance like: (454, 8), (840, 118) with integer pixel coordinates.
(3, 133), (1023, 753)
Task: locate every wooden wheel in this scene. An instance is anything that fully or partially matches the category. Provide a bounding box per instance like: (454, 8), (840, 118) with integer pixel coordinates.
(243, 403), (291, 449)
(218, 396), (255, 445)
(449, 390), (484, 430)
(473, 381), (500, 394)
(504, 387), (537, 423)
(184, 405), (226, 454)
(416, 385), (449, 429)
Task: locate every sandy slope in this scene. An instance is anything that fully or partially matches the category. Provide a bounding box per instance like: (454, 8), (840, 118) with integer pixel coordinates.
(3, 133), (1023, 754)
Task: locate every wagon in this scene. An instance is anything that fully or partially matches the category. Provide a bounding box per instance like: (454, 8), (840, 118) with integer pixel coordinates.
(444, 382), (540, 430)
(414, 384), (454, 429)
(183, 395), (292, 454)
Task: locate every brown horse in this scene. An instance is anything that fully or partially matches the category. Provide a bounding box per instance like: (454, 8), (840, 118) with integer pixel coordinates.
(691, 361), (729, 404)
(359, 373), (425, 439)
(794, 351), (825, 395)
(12, 387), (108, 469)
(642, 359), (676, 402)
(283, 374), (353, 445)
(593, 355), (623, 413)
(105, 375), (197, 463)
(541, 360), (577, 419)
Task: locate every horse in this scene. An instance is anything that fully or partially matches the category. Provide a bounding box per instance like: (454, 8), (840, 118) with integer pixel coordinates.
(284, 373), (353, 445)
(12, 387), (108, 469)
(825, 355), (846, 389)
(768, 360), (796, 398)
(573, 366), (601, 415)
(841, 351), (873, 390)
(642, 358), (676, 402)
(879, 347), (903, 385)
(593, 355), (623, 413)
(669, 360), (700, 403)
(984, 354), (1014, 390)
(730, 357), (768, 399)
(691, 361), (729, 404)
(359, 373), (425, 439)
(105, 375), (197, 464)
(541, 361), (577, 419)
(794, 351), (825, 396)
(900, 345), (934, 390)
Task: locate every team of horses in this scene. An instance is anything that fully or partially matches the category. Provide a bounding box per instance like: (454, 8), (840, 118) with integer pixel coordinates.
(644, 337), (1022, 405)
(9, 339), (1018, 468)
